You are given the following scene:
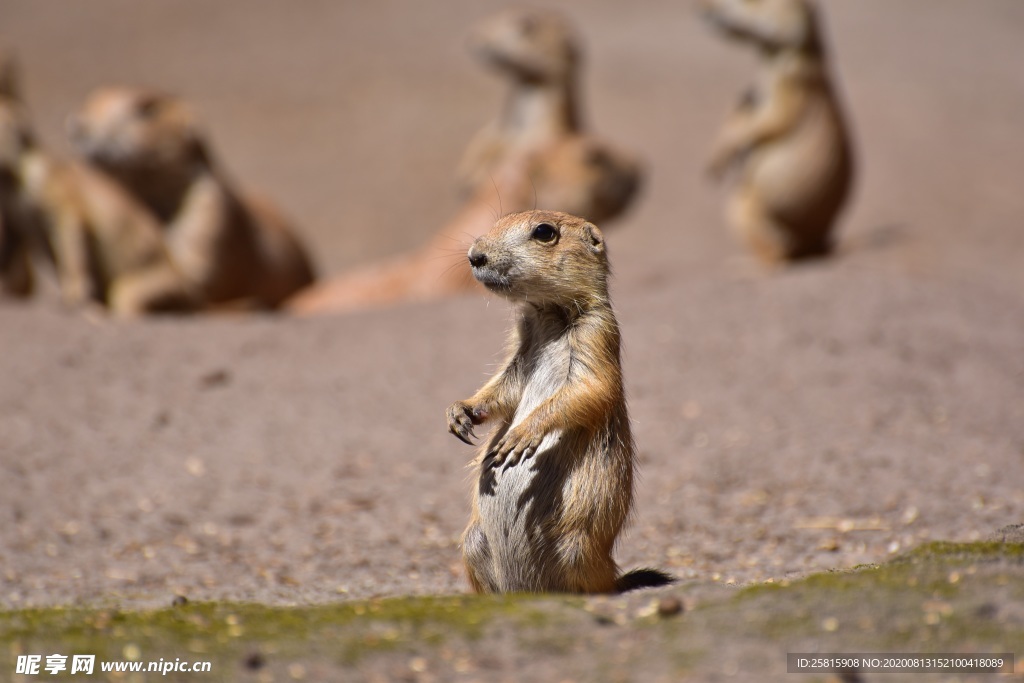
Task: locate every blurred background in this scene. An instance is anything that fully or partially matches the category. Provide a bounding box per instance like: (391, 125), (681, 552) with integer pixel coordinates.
(5, 0), (1020, 282)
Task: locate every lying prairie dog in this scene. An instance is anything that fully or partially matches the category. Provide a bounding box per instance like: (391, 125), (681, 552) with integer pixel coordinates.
(69, 87), (316, 309)
(702, 0), (854, 261)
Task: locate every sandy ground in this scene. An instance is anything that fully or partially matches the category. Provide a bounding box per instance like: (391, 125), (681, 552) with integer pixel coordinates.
(1, 0), (1023, 612)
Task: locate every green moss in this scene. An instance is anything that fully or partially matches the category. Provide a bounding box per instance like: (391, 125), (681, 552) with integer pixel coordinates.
(0, 593), (576, 676)
(899, 540), (1024, 561)
(0, 542), (1020, 680)
(714, 541), (1024, 649)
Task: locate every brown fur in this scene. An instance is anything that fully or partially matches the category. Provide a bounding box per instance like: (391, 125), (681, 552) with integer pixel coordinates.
(702, 0), (854, 261)
(69, 87), (315, 309)
(446, 210), (662, 593)
(0, 100), (197, 315)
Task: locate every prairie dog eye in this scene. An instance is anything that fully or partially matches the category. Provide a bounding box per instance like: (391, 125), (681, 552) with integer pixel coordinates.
(531, 223), (558, 243)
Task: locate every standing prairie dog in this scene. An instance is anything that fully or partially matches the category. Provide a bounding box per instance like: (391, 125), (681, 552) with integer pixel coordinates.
(68, 87), (316, 309)
(0, 101), (198, 315)
(446, 210), (671, 593)
(702, 0), (854, 261)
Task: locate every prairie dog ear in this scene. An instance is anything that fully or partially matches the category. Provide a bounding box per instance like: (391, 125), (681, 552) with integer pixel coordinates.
(582, 222), (604, 254)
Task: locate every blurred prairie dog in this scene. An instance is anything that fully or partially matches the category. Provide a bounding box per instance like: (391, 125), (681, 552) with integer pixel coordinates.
(0, 186), (34, 298)
(459, 7), (642, 225)
(446, 210), (671, 594)
(702, 0), (854, 261)
(0, 101), (197, 315)
(0, 195), (34, 297)
(69, 87), (315, 309)
(0, 50), (32, 297)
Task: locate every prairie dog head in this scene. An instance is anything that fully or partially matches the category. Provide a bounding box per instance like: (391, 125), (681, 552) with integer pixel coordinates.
(469, 8), (579, 84)
(700, 0), (821, 54)
(467, 210), (608, 307)
(68, 87), (206, 176)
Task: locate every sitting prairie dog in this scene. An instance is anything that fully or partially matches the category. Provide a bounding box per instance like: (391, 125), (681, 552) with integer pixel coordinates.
(446, 210), (671, 593)
(702, 0), (854, 261)
(0, 101), (198, 315)
(459, 7), (642, 225)
(68, 87), (316, 308)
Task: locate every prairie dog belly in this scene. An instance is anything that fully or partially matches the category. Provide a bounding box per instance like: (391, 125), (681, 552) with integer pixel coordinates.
(746, 100), (851, 224)
(477, 428), (565, 591)
(477, 335), (570, 590)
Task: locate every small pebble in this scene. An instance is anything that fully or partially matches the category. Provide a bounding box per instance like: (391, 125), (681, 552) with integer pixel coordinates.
(199, 368), (231, 388)
(657, 596), (684, 618)
(243, 652), (266, 670)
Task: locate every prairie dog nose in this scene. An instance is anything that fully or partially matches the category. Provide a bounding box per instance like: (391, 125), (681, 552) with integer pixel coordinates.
(468, 247), (488, 268)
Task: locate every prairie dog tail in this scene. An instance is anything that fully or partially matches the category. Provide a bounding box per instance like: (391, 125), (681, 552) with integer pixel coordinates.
(616, 568), (675, 593)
